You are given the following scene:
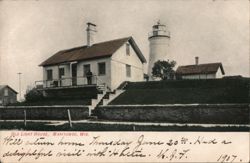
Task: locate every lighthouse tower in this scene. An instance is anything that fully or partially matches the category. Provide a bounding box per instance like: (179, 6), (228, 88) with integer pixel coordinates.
(147, 20), (170, 80)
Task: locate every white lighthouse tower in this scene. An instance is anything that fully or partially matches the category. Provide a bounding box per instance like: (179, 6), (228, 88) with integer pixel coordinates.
(147, 20), (170, 80)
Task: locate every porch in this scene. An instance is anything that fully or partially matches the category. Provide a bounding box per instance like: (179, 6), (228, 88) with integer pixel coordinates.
(35, 75), (107, 91)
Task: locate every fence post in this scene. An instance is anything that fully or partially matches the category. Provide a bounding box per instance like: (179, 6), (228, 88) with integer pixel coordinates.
(24, 109), (26, 127)
(67, 109), (72, 128)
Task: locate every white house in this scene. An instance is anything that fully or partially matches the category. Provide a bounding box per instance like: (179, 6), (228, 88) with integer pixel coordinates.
(176, 57), (225, 79)
(38, 23), (146, 91)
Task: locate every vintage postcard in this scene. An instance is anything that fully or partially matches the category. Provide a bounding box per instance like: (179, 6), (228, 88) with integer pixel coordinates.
(0, 0), (249, 162)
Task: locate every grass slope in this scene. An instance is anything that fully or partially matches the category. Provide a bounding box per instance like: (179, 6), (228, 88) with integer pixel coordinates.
(11, 98), (91, 106)
(110, 78), (250, 105)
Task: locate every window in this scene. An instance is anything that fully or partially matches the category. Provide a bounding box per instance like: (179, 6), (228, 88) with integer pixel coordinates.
(4, 89), (8, 96)
(83, 64), (91, 76)
(98, 62), (106, 75)
(59, 68), (65, 78)
(47, 69), (53, 81)
(126, 64), (131, 77)
(126, 43), (130, 55)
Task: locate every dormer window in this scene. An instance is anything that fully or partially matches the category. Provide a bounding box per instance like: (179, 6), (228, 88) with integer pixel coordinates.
(126, 43), (130, 56)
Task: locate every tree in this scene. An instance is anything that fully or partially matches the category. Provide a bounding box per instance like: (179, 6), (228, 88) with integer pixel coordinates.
(152, 60), (176, 80)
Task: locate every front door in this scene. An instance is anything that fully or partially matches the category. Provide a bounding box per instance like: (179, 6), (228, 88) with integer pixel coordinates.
(71, 63), (77, 86)
(59, 67), (65, 86)
(83, 64), (91, 76)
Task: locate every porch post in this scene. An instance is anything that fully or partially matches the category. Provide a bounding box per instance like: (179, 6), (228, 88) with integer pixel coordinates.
(69, 61), (77, 86)
(57, 65), (60, 86)
(69, 63), (72, 86)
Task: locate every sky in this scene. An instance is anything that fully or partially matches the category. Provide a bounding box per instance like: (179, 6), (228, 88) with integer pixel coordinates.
(0, 0), (249, 100)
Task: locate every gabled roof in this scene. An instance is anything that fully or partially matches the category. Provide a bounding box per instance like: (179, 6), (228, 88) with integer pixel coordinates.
(40, 37), (146, 66)
(176, 62), (225, 75)
(0, 85), (18, 94)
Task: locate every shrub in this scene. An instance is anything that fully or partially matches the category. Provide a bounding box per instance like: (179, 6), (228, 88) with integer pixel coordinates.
(25, 88), (44, 102)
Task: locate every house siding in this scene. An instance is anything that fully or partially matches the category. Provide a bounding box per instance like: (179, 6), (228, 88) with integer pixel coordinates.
(181, 70), (224, 79)
(111, 41), (144, 90)
(216, 69), (223, 78)
(42, 58), (112, 88)
(77, 58), (111, 88)
(43, 65), (59, 87)
(182, 73), (216, 79)
(58, 64), (71, 86)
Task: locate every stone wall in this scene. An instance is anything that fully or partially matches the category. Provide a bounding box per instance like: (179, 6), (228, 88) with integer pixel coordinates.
(96, 104), (249, 124)
(0, 106), (89, 120)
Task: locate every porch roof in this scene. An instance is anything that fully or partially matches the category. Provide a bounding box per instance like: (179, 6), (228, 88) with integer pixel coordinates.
(40, 37), (146, 66)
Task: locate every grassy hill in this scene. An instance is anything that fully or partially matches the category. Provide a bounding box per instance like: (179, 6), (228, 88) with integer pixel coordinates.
(11, 86), (100, 106)
(110, 78), (250, 105)
(11, 98), (92, 106)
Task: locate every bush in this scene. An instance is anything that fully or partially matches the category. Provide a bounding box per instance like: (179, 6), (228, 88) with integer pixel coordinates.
(25, 88), (44, 102)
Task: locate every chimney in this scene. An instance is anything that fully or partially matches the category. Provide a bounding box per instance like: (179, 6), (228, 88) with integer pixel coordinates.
(195, 56), (199, 65)
(86, 22), (97, 47)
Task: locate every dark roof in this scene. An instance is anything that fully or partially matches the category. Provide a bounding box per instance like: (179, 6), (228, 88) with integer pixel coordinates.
(176, 63), (225, 75)
(0, 85), (18, 94)
(40, 37), (146, 66)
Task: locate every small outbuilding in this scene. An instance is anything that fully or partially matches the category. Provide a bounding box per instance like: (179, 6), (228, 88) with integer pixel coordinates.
(176, 57), (225, 79)
(0, 85), (18, 105)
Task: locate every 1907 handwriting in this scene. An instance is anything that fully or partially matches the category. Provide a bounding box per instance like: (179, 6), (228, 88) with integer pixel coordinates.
(0, 132), (247, 163)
